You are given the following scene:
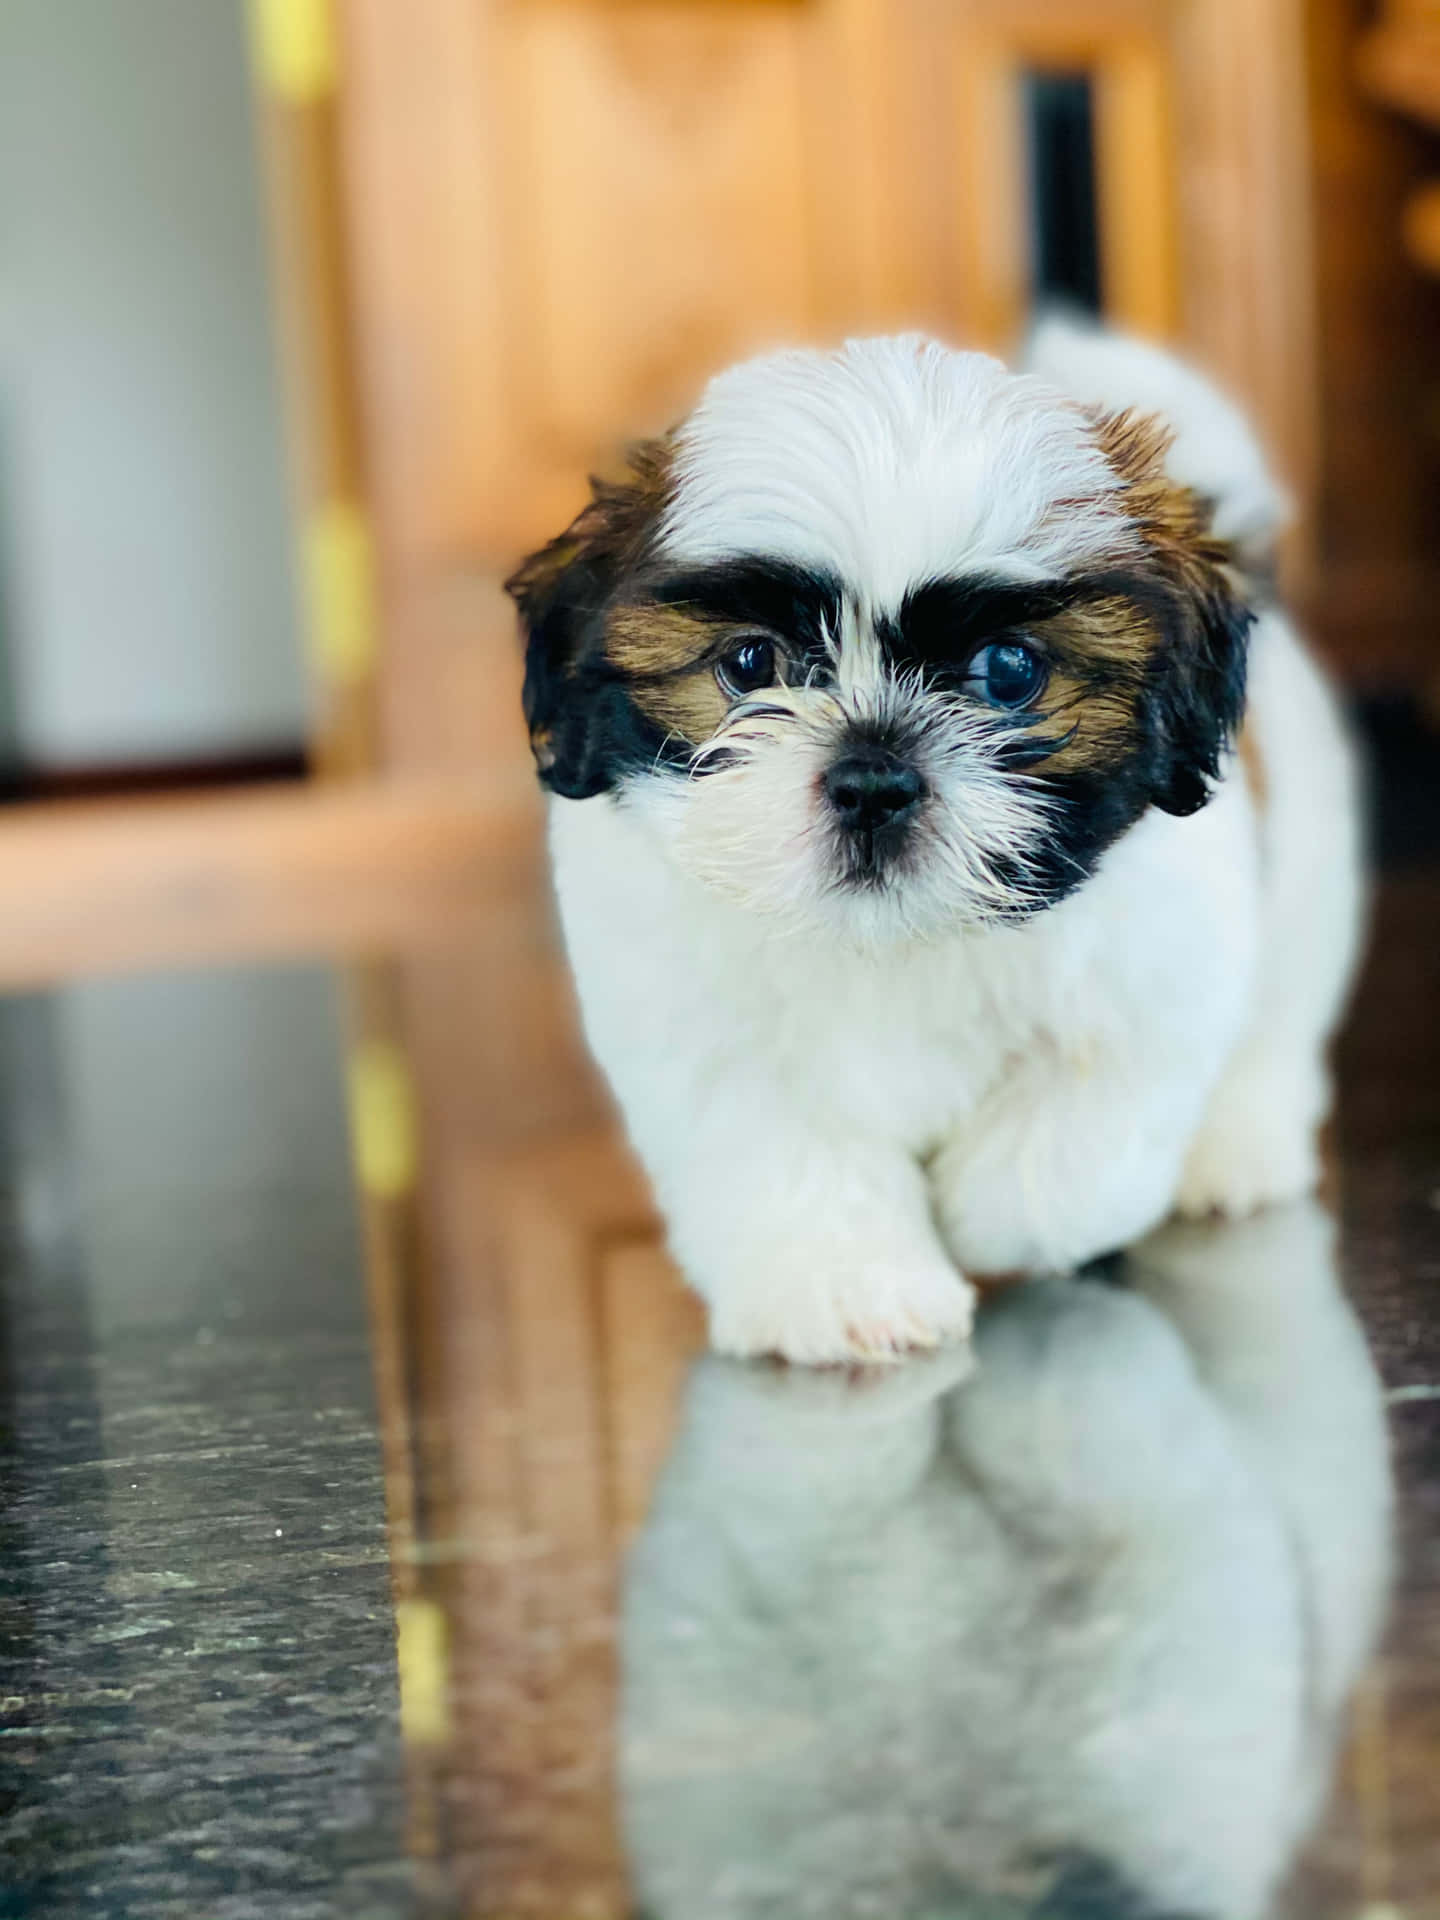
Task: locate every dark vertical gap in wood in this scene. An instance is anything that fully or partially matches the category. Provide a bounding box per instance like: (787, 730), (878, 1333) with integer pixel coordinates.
(1025, 71), (1102, 317)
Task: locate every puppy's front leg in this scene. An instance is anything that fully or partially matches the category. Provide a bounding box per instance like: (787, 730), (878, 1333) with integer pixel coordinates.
(645, 1103), (976, 1366)
(928, 1061), (1195, 1279)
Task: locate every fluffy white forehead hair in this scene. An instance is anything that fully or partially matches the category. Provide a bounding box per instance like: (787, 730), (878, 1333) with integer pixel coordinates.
(659, 334), (1141, 612)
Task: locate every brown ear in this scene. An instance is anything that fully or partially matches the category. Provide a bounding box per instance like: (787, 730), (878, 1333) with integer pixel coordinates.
(1093, 408), (1255, 817)
(505, 439), (674, 797)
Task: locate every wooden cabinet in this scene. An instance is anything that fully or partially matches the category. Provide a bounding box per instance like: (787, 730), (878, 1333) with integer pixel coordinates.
(338, 0), (1316, 600)
(339, 0), (918, 570)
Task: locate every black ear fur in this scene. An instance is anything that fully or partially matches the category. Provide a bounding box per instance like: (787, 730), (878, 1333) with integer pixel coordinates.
(1144, 564), (1254, 819)
(506, 450), (670, 799)
(1088, 408), (1257, 821)
(509, 533), (621, 800)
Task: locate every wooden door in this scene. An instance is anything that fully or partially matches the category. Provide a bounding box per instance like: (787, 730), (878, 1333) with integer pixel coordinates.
(338, 0), (1315, 601)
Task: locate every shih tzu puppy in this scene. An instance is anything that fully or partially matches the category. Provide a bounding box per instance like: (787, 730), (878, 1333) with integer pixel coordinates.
(508, 319), (1364, 1362)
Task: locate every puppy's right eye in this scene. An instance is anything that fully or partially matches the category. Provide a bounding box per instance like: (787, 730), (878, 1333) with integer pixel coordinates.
(966, 640), (1047, 710)
(716, 636), (777, 697)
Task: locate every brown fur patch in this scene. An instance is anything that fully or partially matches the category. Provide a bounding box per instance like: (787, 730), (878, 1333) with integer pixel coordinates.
(630, 663), (733, 740)
(1024, 593), (1156, 774)
(1092, 407), (1238, 591)
(604, 603), (743, 741)
(1236, 718), (1268, 818)
(606, 602), (721, 677)
(1004, 407), (1249, 782)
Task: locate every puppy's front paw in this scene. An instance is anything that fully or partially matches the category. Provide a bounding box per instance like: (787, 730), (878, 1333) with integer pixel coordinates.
(706, 1260), (975, 1366)
(1175, 1116), (1319, 1220)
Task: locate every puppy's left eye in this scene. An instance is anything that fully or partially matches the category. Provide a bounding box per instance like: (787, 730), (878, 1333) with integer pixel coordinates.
(717, 636), (777, 697)
(966, 641), (1047, 710)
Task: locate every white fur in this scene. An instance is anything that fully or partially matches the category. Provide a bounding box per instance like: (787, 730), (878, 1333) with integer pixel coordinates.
(621, 1203), (1392, 1919)
(662, 334), (1143, 604)
(548, 324), (1364, 1363)
(1176, 615), (1365, 1214)
(656, 672), (1054, 940)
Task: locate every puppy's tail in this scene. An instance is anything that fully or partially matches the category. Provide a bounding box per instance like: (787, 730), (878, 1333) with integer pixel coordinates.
(1023, 311), (1289, 564)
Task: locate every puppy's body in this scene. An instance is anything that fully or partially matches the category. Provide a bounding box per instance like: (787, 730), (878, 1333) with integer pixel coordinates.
(552, 614), (1355, 1357)
(515, 323), (1363, 1362)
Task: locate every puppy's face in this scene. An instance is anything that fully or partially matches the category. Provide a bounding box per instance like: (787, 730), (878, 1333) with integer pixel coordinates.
(509, 337), (1253, 941)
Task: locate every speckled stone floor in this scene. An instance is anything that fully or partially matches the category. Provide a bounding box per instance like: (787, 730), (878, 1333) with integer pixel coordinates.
(0, 977), (423, 1918)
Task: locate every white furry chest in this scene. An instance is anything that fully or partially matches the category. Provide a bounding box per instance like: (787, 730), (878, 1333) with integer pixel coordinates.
(742, 941), (1003, 1149)
(549, 784), (1258, 1160)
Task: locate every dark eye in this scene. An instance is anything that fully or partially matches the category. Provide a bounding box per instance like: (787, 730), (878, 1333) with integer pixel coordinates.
(716, 635), (777, 697)
(966, 640), (1047, 710)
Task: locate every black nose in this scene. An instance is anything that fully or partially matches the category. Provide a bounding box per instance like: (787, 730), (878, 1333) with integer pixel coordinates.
(823, 748), (925, 833)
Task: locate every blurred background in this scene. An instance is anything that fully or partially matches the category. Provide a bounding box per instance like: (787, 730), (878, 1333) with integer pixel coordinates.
(2, 2), (1440, 1915)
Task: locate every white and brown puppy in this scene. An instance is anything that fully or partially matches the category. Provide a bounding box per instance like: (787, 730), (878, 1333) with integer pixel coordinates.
(508, 320), (1364, 1363)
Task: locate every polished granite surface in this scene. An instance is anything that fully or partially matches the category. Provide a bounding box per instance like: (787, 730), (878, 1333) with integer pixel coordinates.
(0, 976), (419, 1917)
(0, 817), (1437, 1917)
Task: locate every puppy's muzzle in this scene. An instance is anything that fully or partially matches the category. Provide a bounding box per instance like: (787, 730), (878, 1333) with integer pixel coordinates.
(823, 746), (926, 836)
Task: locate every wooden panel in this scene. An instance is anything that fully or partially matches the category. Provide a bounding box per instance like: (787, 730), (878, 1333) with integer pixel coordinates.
(377, 546), (535, 782)
(1172, 0), (1318, 556)
(339, 0), (924, 572)
(1094, 37), (1178, 336)
(509, 3), (816, 454)
(0, 774), (539, 987)
(946, 0), (1314, 551)
(949, 7), (1180, 350)
(949, 23), (1029, 350)
(1310, 0), (1440, 686)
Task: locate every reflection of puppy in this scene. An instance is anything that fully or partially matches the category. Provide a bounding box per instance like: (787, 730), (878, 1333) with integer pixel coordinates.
(620, 1204), (1392, 1920)
(510, 320), (1363, 1361)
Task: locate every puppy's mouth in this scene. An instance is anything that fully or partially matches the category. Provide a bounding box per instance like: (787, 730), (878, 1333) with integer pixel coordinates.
(834, 816), (921, 887)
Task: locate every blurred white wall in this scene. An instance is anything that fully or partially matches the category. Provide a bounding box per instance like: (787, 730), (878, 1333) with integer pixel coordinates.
(0, 0), (305, 767)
